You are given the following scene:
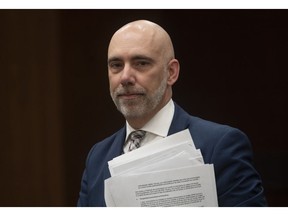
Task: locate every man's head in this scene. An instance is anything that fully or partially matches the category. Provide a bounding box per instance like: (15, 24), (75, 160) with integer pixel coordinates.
(108, 20), (180, 128)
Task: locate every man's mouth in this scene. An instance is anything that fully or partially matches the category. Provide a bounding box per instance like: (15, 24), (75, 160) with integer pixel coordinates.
(117, 92), (144, 100)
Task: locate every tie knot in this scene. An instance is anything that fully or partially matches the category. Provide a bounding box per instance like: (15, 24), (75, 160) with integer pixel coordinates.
(130, 130), (146, 140)
(127, 130), (146, 151)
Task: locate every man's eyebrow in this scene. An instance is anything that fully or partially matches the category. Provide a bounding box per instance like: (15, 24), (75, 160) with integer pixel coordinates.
(131, 55), (154, 62)
(107, 57), (122, 64)
(107, 55), (155, 64)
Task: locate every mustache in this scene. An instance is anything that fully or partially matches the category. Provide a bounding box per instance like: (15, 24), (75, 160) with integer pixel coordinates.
(114, 86), (146, 96)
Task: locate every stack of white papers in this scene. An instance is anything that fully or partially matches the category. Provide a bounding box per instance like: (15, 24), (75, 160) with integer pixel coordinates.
(105, 129), (218, 207)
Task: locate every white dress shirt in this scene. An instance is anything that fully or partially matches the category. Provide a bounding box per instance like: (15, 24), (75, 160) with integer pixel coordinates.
(123, 99), (175, 153)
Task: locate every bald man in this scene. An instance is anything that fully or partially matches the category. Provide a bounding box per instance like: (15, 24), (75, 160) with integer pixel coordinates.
(77, 20), (267, 207)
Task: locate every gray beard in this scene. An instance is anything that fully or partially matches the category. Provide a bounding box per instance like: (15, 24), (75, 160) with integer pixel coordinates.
(111, 78), (167, 119)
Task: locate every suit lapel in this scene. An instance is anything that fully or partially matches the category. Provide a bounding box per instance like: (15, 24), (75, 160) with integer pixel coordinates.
(168, 102), (191, 135)
(103, 126), (126, 180)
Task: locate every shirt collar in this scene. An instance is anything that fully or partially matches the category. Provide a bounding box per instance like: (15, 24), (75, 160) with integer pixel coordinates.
(126, 99), (175, 140)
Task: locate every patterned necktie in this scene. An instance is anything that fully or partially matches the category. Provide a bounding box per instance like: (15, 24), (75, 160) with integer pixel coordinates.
(126, 130), (146, 151)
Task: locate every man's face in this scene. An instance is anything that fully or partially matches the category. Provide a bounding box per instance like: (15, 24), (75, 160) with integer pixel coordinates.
(108, 29), (170, 120)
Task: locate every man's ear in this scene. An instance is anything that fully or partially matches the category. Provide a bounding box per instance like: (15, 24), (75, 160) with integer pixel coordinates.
(167, 59), (180, 86)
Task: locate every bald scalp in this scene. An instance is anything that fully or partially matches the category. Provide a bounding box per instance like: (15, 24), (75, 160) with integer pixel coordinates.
(108, 20), (175, 62)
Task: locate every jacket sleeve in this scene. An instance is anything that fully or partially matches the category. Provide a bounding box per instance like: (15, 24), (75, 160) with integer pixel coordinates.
(77, 143), (98, 207)
(77, 169), (88, 207)
(211, 128), (267, 206)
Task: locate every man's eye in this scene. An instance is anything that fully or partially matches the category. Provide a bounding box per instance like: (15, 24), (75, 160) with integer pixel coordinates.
(136, 61), (150, 67)
(109, 62), (123, 69)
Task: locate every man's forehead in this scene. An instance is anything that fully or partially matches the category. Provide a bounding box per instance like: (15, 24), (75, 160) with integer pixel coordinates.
(110, 28), (156, 47)
(108, 22), (160, 52)
(108, 20), (173, 61)
(108, 35), (161, 59)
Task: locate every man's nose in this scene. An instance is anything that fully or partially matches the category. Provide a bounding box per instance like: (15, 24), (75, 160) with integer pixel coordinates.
(120, 64), (136, 86)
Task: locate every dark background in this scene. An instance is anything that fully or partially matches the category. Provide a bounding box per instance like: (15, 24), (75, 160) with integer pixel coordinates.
(0, 9), (287, 206)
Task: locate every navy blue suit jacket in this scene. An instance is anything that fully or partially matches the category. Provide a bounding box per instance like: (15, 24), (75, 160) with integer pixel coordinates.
(77, 102), (267, 207)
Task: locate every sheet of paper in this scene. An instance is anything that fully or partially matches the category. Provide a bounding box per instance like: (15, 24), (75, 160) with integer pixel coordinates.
(130, 151), (204, 174)
(104, 180), (116, 207)
(108, 129), (195, 169)
(105, 164), (218, 207)
(109, 144), (202, 176)
(104, 129), (218, 207)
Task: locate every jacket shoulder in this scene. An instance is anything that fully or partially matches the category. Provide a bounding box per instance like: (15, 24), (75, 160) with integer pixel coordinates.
(85, 127), (125, 167)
